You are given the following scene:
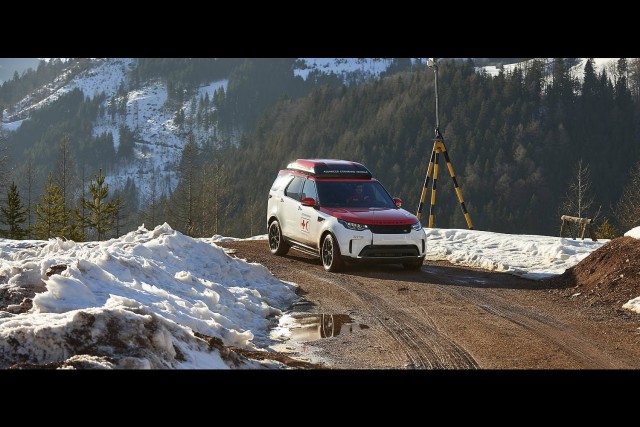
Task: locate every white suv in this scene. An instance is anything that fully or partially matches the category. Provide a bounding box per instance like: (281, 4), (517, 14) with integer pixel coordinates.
(266, 159), (426, 272)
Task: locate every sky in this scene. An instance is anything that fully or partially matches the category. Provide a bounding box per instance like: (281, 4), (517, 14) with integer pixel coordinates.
(0, 58), (40, 84)
(1, 223), (638, 369)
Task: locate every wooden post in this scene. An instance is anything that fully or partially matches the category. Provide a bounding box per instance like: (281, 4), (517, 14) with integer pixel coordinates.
(560, 215), (597, 241)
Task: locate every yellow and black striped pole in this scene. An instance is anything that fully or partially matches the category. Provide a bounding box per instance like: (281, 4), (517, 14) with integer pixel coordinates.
(416, 58), (473, 230)
(416, 136), (473, 229)
(429, 146), (440, 227)
(439, 140), (473, 229)
(416, 148), (436, 221)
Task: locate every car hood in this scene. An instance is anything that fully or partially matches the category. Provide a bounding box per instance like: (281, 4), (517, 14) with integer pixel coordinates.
(320, 207), (418, 225)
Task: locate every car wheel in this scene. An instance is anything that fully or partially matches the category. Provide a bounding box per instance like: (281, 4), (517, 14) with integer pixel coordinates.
(403, 256), (425, 270)
(321, 233), (344, 272)
(268, 220), (290, 255)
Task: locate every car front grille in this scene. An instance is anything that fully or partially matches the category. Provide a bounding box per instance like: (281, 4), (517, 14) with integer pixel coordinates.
(358, 245), (419, 258)
(368, 224), (412, 234)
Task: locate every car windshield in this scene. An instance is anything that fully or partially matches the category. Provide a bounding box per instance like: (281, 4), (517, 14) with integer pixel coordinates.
(316, 180), (397, 209)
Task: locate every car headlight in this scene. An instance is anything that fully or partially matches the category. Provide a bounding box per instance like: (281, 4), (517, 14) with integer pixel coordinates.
(338, 219), (369, 231)
(411, 221), (423, 231)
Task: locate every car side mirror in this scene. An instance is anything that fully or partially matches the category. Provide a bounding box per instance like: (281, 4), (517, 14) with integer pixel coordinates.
(300, 197), (316, 207)
(393, 197), (402, 208)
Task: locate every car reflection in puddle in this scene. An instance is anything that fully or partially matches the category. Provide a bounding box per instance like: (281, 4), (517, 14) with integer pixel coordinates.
(276, 313), (369, 342)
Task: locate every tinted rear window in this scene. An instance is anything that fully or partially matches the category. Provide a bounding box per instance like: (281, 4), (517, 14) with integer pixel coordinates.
(271, 173), (293, 191)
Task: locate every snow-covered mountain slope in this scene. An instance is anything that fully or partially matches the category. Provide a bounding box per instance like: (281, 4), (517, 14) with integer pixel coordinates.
(1, 58), (413, 203)
(7, 57), (619, 206)
(91, 75), (228, 198)
(295, 58), (405, 80)
(479, 58), (621, 82)
(1, 58), (228, 202)
(2, 58), (409, 128)
(10, 58), (136, 121)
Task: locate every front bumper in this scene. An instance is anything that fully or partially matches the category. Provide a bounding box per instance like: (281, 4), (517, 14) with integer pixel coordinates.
(332, 226), (426, 263)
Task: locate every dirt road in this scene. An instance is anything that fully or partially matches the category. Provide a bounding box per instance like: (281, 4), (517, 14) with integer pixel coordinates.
(218, 239), (640, 369)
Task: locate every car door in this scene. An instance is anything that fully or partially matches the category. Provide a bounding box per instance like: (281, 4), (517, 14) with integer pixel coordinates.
(282, 176), (305, 239)
(299, 178), (320, 247)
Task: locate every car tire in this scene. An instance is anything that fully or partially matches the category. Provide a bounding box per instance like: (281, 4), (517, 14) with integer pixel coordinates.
(403, 256), (425, 270)
(321, 233), (345, 272)
(268, 220), (290, 255)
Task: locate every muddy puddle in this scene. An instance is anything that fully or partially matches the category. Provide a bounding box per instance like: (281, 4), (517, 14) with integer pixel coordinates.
(274, 313), (369, 342)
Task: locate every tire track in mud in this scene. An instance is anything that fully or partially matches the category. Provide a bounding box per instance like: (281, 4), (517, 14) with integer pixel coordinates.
(425, 267), (627, 369)
(302, 269), (479, 369)
(296, 269), (408, 367)
(218, 241), (639, 369)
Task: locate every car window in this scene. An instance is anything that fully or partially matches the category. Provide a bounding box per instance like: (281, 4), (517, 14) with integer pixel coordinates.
(284, 176), (304, 200)
(370, 184), (394, 206)
(317, 181), (396, 208)
(271, 173), (293, 191)
(301, 179), (318, 201)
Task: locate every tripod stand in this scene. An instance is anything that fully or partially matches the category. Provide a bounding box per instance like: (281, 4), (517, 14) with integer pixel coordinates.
(415, 59), (473, 229)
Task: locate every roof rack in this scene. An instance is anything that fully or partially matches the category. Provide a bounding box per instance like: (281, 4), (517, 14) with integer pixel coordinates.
(286, 159), (372, 179)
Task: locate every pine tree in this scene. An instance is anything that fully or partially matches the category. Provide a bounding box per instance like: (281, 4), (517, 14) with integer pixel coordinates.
(81, 169), (119, 240)
(110, 196), (123, 238)
(114, 176), (138, 236)
(55, 135), (78, 237)
(547, 58), (576, 123)
(0, 129), (10, 199)
(614, 160), (640, 231)
(68, 207), (87, 242)
(171, 134), (200, 236)
(614, 58), (633, 108)
(595, 217), (618, 239)
(35, 174), (66, 239)
(628, 58), (640, 101)
(199, 165), (210, 236)
(0, 182), (28, 239)
(208, 154), (232, 235)
(188, 96), (197, 132)
(582, 58), (597, 99)
(140, 161), (160, 229)
(523, 59), (545, 105)
(19, 156), (38, 238)
(117, 125), (135, 160)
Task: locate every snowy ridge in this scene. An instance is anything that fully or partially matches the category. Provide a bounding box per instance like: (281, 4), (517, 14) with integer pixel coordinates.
(3, 59), (135, 123)
(295, 58), (401, 80)
(0, 223), (299, 369)
(95, 78), (228, 198)
(479, 58), (622, 82)
(1, 58), (409, 203)
(1, 58), (229, 204)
